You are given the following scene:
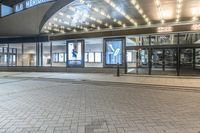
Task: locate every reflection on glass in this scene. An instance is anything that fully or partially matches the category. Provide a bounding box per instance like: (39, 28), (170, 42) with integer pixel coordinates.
(105, 40), (122, 65)
(52, 41), (66, 67)
(43, 42), (51, 66)
(24, 43), (36, 66)
(196, 49), (200, 66)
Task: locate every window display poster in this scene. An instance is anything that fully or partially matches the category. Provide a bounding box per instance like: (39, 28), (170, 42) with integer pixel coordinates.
(68, 42), (82, 65)
(88, 53), (95, 62)
(95, 53), (102, 63)
(106, 40), (123, 65)
(127, 52), (132, 62)
(52, 53), (59, 62)
(85, 53), (88, 62)
(59, 53), (65, 62)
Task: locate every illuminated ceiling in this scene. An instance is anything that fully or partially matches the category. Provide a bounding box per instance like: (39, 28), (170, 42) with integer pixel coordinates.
(41, 0), (200, 35)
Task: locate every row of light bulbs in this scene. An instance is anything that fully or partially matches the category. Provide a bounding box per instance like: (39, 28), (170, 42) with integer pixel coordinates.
(79, 0), (125, 27)
(43, 0), (200, 34)
(131, 0), (151, 25)
(155, 0), (165, 24)
(104, 0), (138, 26)
(176, 0), (183, 22)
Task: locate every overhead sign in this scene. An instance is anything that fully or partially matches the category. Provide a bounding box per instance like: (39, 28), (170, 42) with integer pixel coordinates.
(192, 24), (200, 31)
(14, 0), (53, 12)
(157, 27), (173, 33)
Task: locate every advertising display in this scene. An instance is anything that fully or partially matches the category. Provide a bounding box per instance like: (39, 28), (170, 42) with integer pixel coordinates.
(14, 0), (53, 13)
(105, 40), (123, 65)
(88, 53), (95, 63)
(85, 53), (88, 62)
(52, 53), (59, 62)
(59, 53), (65, 62)
(67, 41), (84, 66)
(95, 53), (102, 63)
(127, 52), (132, 63)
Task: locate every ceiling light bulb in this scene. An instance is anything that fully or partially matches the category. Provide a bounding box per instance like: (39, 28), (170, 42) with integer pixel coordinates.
(123, 24), (126, 28)
(135, 4), (139, 10)
(132, 0), (136, 5)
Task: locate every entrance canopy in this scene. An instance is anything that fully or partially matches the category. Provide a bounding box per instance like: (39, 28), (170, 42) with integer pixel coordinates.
(42, 0), (200, 35)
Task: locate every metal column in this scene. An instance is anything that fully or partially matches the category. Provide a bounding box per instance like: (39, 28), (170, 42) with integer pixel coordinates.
(176, 33), (180, 76)
(162, 49), (165, 71)
(193, 48), (196, 70)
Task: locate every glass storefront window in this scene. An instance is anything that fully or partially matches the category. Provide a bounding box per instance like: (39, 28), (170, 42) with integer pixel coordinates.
(9, 43), (23, 66)
(85, 38), (103, 67)
(196, 48), (200, 69)
(126, 36), (149, 46)
(43, 42), (51, 66)
(52, 41), (66, 67)
(24, 43), (36, 66)
(105, 39), (123, 65)
(0, 44), (8, 66)
(179, 33), (200, 45)
(150, 34), (177, 45)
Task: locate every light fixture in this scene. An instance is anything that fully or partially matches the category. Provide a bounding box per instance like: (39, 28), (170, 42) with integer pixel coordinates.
(79, 0), (125, 27)
(192, 7), (200, 21)
(68, 6), (110, 30)
(176, 0), (183, 22)
(104, 0), (137, 26)
(154, 0), (164, 24)
(130, 0), (151, 25)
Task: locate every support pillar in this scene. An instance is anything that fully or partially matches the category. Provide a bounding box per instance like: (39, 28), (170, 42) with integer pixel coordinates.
(193, 48), (196, 70)
(148, 48), (152, 75)
(162, 49), (165, 71)
(136, 50), (139, 75)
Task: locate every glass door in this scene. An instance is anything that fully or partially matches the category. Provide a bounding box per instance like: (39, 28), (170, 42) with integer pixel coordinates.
(126, 49), (148, 74)
(152, 49), (163, 73)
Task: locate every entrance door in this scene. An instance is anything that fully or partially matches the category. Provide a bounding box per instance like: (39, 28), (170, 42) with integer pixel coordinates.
(151, 48), (177, 75)
(180, 48), (195, 75)
(126, 49), (148, 74)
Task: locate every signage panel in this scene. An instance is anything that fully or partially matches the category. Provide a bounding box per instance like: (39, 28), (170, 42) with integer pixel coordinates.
(14, 0), (53, 12)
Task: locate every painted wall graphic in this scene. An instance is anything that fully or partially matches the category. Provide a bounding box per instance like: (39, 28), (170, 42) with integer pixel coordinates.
(105, 40), (123, 65)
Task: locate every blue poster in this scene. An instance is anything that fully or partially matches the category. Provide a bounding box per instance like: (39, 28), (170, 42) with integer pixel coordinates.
(106, 40), (123, 65)
(68, 42), (82, 65)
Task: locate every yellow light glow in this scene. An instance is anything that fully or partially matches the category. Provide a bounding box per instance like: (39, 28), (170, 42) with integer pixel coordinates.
(192, 24), (200, 30)
(157, 27), (173, 32)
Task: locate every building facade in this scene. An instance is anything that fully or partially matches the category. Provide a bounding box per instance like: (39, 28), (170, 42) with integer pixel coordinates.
(0, 0), (200, 76)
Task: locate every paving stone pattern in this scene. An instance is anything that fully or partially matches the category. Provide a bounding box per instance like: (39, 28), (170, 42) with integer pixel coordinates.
(0, 77), (200, 133)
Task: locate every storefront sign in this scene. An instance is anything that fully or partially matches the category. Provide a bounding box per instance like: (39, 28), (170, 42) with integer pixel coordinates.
(14, 0), (53, 12)
(157, 27), (173, 33)
(192, 24), (200, 31)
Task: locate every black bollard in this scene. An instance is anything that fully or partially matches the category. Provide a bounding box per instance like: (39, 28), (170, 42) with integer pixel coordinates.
(117, 63), (120, 77)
